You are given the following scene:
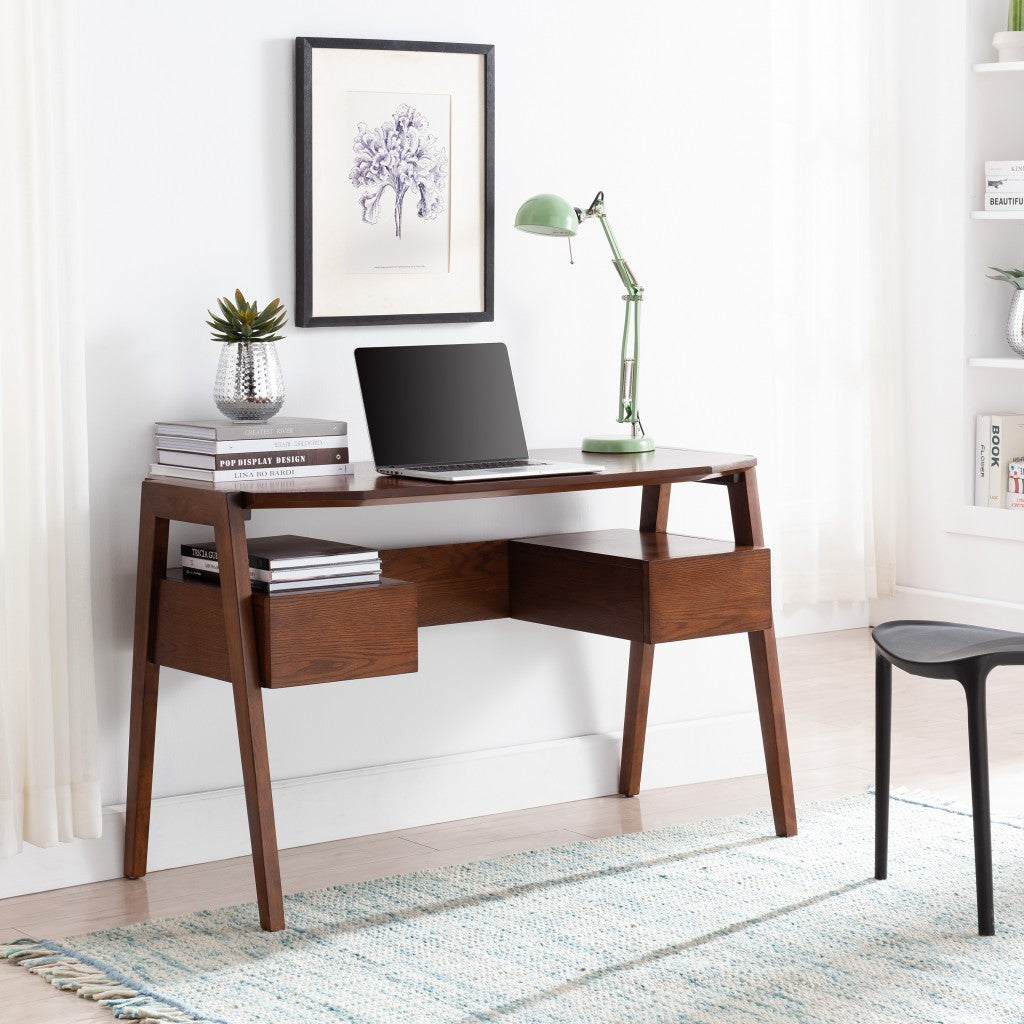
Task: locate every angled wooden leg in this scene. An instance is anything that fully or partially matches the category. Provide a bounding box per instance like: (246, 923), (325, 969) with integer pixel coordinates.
(619, 641), (656, 796)
(726, 468), (797, 837)
(215, 495), (284, 932)
(618, 484), (671, 796)
(124, 484), (170, 879)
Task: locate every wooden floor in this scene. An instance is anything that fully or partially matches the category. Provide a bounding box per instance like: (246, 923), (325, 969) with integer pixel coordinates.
(5, 626), (1024, 1022)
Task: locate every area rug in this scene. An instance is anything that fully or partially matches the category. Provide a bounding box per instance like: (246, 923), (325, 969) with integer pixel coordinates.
(4, 792), (1023, 1023)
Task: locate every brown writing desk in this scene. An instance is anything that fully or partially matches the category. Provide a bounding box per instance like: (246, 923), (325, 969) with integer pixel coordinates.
(125, 447), (796, 931)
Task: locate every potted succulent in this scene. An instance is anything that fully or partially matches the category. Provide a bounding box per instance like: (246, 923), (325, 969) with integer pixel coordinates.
(207, 289), (288, 421)
(994, 0), (1024, 61)
(987, 266), (1024, 356)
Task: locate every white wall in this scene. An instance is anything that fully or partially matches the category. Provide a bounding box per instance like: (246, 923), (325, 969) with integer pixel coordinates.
(4, 0), (792, 896)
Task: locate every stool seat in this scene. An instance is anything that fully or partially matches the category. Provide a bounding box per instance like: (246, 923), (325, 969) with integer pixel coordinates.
(873, 619), (1024, 676)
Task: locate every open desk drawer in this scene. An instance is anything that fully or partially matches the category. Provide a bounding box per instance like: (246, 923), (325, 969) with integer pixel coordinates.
(153, 573), (417, 687)
(509, 529), (772, 644)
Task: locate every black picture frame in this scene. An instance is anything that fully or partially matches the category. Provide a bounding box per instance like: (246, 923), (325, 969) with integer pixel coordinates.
(294, 37), (495, 327)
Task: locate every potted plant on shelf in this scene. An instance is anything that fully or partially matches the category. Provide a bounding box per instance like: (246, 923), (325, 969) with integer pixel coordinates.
(994, 0), (1024, 61)
(987, 266), (1024, 356)
(207, 289), (288, 421)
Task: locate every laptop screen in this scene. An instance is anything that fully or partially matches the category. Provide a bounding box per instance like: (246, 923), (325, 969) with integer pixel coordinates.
(355, 343), (530, 468)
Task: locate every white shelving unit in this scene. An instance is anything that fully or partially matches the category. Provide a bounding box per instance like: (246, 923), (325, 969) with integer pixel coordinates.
(948, 42), (1024, 539)
(968, 356), (1024, 368)
(974, 60), (1024, 72)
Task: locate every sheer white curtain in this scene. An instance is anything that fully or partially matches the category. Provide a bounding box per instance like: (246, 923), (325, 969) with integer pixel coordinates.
(770, 0), (900, 607)
(0, 0), (101, 856)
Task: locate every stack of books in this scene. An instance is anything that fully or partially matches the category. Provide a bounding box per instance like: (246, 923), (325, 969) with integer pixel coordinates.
(983, 161), (1024, 212)
(180, 534), (382, 593)
(150, 417), (352, 484)
(975, 413), (1024, 507)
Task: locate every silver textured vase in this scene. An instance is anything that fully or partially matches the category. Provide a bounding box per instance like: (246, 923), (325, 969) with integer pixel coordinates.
(214, 341), (285, 421)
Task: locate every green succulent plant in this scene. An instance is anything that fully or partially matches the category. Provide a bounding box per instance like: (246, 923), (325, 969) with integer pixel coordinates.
(207, 289), (287, 344)
(987, 266), (1024, 290)
(1011, 0), (1023, 32)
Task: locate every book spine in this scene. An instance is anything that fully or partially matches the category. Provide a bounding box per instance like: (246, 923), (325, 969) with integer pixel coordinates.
(983, 192), (1024, 210)
(207, 447), (349, 470)
(182, 544), (218, 561)
(156, 419), (347, 441)
(985, 161), (1024, 176)
(1009, 492), (1024, 510)
(976, 415), (989, 506)
(156, 433), (348, 455)
(989, 415), (1005, 508)
(986, 178), (1024, 194)
(182, 566), (219, 584)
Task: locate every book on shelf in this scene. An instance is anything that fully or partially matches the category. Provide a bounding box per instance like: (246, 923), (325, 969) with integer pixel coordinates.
(975, 414), (1024, 507)
(156, 446), (349, 471)
(154, 416), (347, 441)
(1008, 493), (1024, 511)
(149, 462), (352, 483)
(154, 432), (348, 455)
(180, 555), (381, 583)
(983, 192), (1024, 210)
(181, 567), (381, 593)
(181, 535), (379, 568)
(984, 160), (1024, 177)
(986, 178), (1024, 194)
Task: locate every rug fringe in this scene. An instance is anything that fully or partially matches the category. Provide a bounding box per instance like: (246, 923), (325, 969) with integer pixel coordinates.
(1, 938), (211, 1022)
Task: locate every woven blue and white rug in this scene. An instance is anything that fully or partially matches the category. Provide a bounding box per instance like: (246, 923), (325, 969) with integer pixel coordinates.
(4, 792), (1022, 1023)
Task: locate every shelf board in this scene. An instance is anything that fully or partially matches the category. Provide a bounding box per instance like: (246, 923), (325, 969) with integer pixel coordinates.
(945, 504), (1024, 540)
(974, 60), (1024, 72)
(971, 210), (1024, 219)
(968, 356), (1024, 368)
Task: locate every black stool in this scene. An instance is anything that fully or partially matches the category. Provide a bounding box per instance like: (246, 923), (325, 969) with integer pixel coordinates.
(872, 619), (1024, 936)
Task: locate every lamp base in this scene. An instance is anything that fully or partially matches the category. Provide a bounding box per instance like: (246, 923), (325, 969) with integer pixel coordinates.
(582, 435), (655, 454)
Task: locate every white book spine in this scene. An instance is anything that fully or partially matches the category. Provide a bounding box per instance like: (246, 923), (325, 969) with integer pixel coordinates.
(150, 463), (353, 482)
(985, 161), (1024, 176)
(156, 433), (349, 454)
(976, 415), (990, 506)
(983, 192), (1024, 210)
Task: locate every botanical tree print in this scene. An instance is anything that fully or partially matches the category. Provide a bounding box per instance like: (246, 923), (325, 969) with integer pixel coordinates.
(349, 103), (448, 240)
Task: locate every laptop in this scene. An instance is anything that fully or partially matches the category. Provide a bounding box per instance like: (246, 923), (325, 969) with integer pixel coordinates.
(354, 343), (604, 482)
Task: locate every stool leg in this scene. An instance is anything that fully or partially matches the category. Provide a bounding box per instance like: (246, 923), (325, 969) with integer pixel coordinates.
(963, 673), (994, 936)
(875, 653), (892, 881)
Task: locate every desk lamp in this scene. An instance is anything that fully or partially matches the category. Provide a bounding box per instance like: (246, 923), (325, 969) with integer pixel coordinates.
(514, 190), (654, 453)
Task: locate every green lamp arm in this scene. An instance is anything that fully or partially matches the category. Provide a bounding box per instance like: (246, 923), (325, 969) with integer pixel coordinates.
(581, 192), (645, 431)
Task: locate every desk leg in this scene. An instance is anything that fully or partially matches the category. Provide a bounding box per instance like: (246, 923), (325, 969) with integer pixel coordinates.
(214, 496), (285, 932)
(618, 484), (672, 796)
(124, 487), (168, 879)
(726, 468), (798, 837)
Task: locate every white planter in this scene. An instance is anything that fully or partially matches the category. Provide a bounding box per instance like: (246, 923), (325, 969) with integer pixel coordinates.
(994, 30), (1024, 62)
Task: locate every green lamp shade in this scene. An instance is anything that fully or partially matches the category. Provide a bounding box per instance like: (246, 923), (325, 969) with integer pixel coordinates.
(514, 194), (579, 236)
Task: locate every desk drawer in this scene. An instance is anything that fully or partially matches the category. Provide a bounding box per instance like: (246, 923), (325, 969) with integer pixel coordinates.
(153, 574), (417, 686)
(509, 529), (772, 644)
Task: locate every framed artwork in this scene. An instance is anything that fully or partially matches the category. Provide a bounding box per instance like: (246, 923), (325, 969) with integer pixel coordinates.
(295, 37), (495, 327)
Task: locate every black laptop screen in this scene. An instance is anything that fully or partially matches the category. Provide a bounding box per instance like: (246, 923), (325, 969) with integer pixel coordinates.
(355, 343), (530, 468)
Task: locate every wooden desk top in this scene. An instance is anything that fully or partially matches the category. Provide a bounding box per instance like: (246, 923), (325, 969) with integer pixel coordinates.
(145, 446), (756, 510)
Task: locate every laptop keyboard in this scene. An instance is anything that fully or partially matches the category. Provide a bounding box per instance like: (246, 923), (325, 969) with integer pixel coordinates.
(413, 459), (540, 472)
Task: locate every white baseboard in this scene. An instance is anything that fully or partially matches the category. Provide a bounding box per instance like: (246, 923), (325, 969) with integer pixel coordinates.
(1, 712), (763, 900)
(870, 585), (1024, 630)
